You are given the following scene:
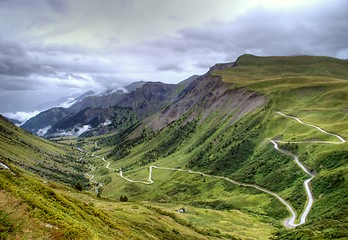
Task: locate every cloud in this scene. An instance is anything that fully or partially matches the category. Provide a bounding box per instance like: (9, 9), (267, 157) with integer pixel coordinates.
(2, 110), (40, 123)
(0, 0), (347, 114)
(48, 0), (69, 14)
(120, 0), (348, 76)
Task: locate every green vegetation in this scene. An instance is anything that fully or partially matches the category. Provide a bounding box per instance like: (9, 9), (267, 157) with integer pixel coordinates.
(1, 55), (348, 239)
(95, 55), (347, 239)
(0, 115), (89, 187)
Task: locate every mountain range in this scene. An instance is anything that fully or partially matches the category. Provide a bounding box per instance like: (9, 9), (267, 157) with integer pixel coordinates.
(22, 77), (198, 138)
(1, 54), (347, 239)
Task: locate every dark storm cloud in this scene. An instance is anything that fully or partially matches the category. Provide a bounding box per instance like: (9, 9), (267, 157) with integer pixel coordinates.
(0, 38), (123, 92)
(0, 40), (40, 76)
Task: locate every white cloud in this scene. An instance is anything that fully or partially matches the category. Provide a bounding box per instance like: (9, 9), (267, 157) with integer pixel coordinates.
(36, 126), (51, 136)
(2, 110), (40, 122)
(53, 125), (92, 137)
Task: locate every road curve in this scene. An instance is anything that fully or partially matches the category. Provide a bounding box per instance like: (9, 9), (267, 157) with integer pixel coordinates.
(119, 165), (303, 227)
(272, 111), (345, 227)
(270, 140), (314, 227)
(117, 112), (345, 228)
(276, 112), (346, 144)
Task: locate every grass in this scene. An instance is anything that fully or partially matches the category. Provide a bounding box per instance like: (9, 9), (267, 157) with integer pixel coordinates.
(0, 116), (88, 187)
(91, 54), (348, 239)
(1, 54), (348, 239)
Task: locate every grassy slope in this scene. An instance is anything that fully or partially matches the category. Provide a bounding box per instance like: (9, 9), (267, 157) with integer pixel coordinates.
(0, 118), (220, 240)
(94, 55), (348, 239)
(2, 55), (347, 239)
(0, 168), (217, 240)
(0, 115), (91, 186)
(217, 54), (348, 239)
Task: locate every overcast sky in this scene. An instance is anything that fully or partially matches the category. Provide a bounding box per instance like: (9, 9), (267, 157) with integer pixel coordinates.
(1, 0), (347, 120)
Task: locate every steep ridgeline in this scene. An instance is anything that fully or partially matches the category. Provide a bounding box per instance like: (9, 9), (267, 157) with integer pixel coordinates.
(70, 82), (183, 119)
(46, 106), (138, 138)
(22, 78), (196, 138)
(148, 63), (265, 131)
(22, 107), (74, 136)
(99, 55), (348, 240)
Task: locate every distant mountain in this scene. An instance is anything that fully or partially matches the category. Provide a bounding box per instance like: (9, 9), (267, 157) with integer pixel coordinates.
(114, 82), (179, 120)
(21, 77), (197, 137)
(177, 74), (200, 86)
(21, 107), (74, 136)
(68, 91), (125, 113)
(124, 81), (147, 92)
(46, 106), (138, 137)
(34, 91), (96, 110)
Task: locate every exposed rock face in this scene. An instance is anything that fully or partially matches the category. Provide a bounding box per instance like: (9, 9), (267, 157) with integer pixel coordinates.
(148, 65), (266, 131)
(116, 82), (179, 120)
(68, 92), (125, 113)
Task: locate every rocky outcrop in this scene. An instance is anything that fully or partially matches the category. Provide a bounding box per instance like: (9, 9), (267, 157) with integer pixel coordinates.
(147, 65), (266, 131)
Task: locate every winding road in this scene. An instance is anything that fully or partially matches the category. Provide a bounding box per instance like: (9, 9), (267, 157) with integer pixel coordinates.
(271, 112), (345, 226)
(97, 111), (345, 228)
(87, 152), (119, 188)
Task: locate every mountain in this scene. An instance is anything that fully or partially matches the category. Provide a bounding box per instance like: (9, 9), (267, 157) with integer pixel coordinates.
(4, 55), (348, 239)
(96, 54), (348, 239)
(0, 115), (214, 239)
(34, 91), (96, 110)
(23, 80), (186, 137)
(147, 72), (264, 131)
(22, 107), (74, 136)
(69, 81), (180, 119)
(46, 106), (138, 137)
(124, 80), (147, 92)
(113, 82), (179, 120)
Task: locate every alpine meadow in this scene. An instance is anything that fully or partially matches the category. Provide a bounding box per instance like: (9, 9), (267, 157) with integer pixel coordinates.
(1, 54), (347, 239)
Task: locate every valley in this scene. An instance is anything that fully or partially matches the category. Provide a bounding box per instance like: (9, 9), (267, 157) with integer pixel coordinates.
(1, 55), (348, 239)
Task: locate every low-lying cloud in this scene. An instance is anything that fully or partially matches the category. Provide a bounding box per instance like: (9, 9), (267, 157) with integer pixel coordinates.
(2, 110), (41, 123)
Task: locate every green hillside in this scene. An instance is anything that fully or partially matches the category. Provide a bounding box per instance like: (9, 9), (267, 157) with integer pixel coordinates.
(91, 55), (348, 239)
(1, 55), (347, 239)
(0, 117), (225, 239)
(0, 115), (89, 186)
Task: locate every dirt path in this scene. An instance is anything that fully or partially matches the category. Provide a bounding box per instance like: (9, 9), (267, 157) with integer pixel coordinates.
(116, 111), (345, 228)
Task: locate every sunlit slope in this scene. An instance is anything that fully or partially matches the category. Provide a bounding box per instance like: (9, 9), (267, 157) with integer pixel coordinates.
(217, 54), (348, 126)
(0, 167), (218, 240)
(96, 55), (347, 239)
(0, 115), (87, 185)
(216, 54), (348, 238)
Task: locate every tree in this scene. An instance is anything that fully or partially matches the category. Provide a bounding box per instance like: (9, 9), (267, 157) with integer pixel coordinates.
(97, 186), (104, 198)
(120, 196), (128, 202)
(75, 182), (83, 191)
